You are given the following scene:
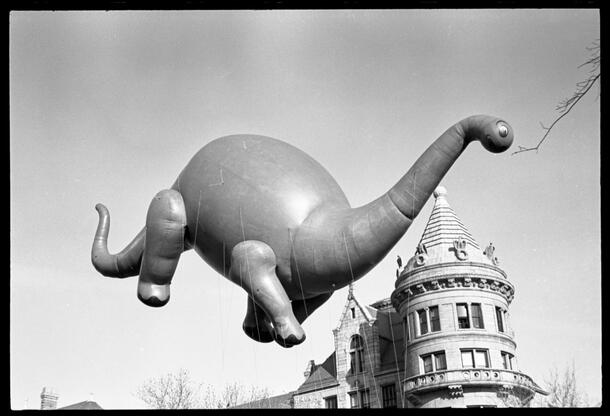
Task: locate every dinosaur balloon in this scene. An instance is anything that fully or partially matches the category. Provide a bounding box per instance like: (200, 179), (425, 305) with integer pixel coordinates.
(92, 115), (513, 347)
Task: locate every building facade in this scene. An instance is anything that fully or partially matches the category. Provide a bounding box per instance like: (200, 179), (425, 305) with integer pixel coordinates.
(391, 186), (545, 407)
(38, 387), (103, 410)
(241, 186), (546, 408)
(291, 286), (406, 408)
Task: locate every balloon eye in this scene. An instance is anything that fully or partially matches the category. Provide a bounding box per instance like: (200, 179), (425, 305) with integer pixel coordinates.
(498, 124), (509, 137)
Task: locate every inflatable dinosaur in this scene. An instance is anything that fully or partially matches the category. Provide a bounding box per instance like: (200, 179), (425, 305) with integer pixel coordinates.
(92, 115), (513, 347)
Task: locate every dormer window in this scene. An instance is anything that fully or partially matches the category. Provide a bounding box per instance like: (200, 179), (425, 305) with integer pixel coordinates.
(349, 335), (365, 374)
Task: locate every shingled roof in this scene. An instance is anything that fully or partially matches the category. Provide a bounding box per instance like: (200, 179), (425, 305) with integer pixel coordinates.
(295, 352), (339, 394)
(58, 400), (103, 410)
(230, 391), (295, 409)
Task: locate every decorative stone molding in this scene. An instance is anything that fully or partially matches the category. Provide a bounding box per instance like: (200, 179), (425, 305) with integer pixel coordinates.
(399, 260), (509, 280)
(484, 242), (500, 266)
(391, 274), (516, 308)
(498, 384), (514, 398)
(415, 243), (428, 266)
(448, 385), (463, 397)
(403, 368), (542, 397)
(452, 237), (469, 260)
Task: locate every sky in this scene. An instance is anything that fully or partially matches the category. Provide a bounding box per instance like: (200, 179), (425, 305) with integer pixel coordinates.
(10, 10), (600, 409)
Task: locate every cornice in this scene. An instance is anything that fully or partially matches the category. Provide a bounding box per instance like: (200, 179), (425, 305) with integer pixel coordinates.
(391, 273), (515, 308)
(397, 261), (508, 283)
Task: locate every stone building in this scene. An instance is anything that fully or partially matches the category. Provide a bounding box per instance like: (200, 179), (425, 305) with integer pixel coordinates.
(390, 186), (546, 407)
(291, 285), (406, 408)
(239, 186), (546, 408)
(39, 387), (103, 410)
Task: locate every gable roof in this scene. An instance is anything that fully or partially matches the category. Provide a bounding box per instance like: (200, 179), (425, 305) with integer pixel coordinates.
(58, 400), (103, 410)
(334, 284), (376, 332)
(230, 391), (294, 409)
(295, 352), (339, 394)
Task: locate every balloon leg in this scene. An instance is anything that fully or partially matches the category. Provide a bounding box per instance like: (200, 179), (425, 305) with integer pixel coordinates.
(242, 296), (275, 343)
(137, 189), (186, 307)
(229, 240), (306, 348)
(292, 292), (333, 325)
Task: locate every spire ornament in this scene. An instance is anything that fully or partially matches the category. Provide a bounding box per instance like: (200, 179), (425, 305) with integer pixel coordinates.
(484, 242), (500, 265)
(415, 242), (428, 266)
(452, 236), (469, 260)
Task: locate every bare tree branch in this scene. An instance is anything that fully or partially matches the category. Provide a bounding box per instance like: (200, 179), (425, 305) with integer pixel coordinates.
(136, 369), (203, 409)
(513, 39), (600, 155)
(135, 370), (272, 409)
(543, 362), (588, 407)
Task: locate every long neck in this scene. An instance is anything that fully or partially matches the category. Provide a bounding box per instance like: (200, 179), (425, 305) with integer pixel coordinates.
(334, 115), (512, 280)
(386, 121), (467, 221)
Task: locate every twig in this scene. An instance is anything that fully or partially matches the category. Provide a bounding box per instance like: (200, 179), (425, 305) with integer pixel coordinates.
(513, 40), (600, 155)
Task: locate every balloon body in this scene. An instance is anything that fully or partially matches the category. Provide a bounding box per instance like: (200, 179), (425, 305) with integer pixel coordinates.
(174, 134), (352, 298)
(92, 115), (514, 347)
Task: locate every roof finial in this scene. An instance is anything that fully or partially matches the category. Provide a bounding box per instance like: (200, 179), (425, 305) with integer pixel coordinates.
(434, 186), (447, 198)
(348, 282), (354, 299)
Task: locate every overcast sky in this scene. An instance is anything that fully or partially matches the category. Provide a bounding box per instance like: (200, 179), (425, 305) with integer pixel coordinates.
(10, 10), (600, 409)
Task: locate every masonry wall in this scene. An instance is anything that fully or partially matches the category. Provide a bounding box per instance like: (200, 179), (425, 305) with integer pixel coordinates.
(293, 387), (339, 408)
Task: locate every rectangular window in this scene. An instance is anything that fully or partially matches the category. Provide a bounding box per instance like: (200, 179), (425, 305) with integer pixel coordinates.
(422, 354), (434, 373)
(324, 396), (337, 409)
(462, 349), (490, 368)
(457, 303), (470, 329)
(429, 306), (441, 332)
(474, 350), (490, 368)
(421, 351), (446, 373)
(435, 352), (447, 370)
(360, 389), (370, 409)
(496, 307), (505, 332)
(408, 312), (416, 340)
(357, 350), (365, 373)
(501, 351), (514, 370)
(349, 392), (359, 408)
(418, 309), (428, 335)
(351, 307), (356, 319)
(382, 384), (397, 408)
(461, 350), (474, 368)
(471, 303), (484, 329)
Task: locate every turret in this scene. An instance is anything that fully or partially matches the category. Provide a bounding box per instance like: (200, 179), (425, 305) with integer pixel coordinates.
(391, 186), (546, 408)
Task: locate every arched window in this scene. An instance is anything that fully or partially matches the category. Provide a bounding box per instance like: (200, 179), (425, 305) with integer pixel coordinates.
(349, 335), (365, 374)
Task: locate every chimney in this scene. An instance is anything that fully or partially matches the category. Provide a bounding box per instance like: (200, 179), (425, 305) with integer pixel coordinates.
(40, 387), (58, 410)
(303, 360), (315, 379)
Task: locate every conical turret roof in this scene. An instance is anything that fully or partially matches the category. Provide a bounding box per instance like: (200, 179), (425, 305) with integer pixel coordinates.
(418, 186), (480, 251)
(403, 186), (497, 272)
